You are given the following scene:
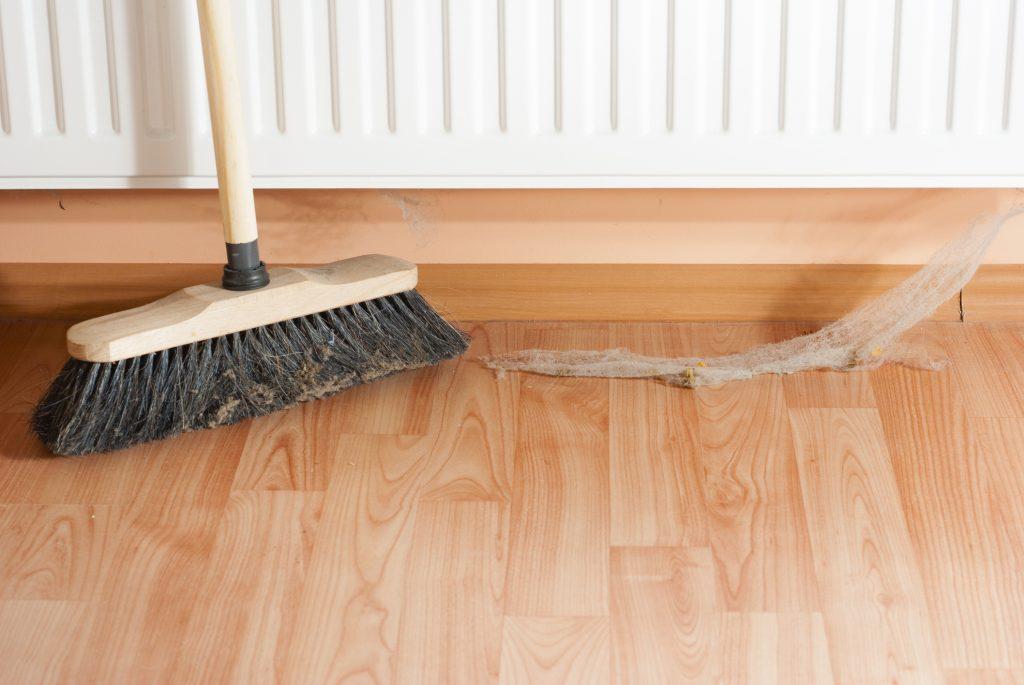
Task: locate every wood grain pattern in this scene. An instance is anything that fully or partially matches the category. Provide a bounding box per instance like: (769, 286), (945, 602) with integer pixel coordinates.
(872, 331), (1024, 670)
(282, 436), (438, 683)
(68, 424), (248, 681)
(174, 492), (322, 683)
(7, 262), (1024, 322)
(1, 319), (1023, 681)
(610, 546), (720, 683)
(789, 408), (940, 683)
(73, 505), (224, 681)
(0, 600), (87, 683)
(691, 324), (820, 612)
(0, 409), (188, 505)
(944, 669), (1024, 684)
(231, 402), (337, 491)
(499, 617), (610, 684)
(719, 612), (834, 684)
(395, 500), (505, 683)
(608, 323), (708, 546)
(966, 418), (1024, 667)
(419, 323), (517, 503)
(0, 504), (117, 600)
(504, 323), (610, 617)
(946, 324), (1024, 418)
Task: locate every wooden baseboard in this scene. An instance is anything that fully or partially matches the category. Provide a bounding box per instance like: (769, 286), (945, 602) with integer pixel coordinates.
(1, 263), (1021, 322)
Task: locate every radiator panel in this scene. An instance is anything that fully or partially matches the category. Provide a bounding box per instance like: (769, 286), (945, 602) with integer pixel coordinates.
(0, 0), (1021, 187)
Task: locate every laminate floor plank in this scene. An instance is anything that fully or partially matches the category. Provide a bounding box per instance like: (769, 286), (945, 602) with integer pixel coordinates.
(872, 351), (1023, 669)
(789, 408), (940, 683)
(719, 612), (834, 685)
(965, 418), (1024, 667)
(946, 323), (1024, 419)
(608, 323), (708, 547)
(944, 669), (1024, 684)
(609, 546), (721, 684)
(498, 616), (610, 685)
(68, 424), (248, 681)
(0, 503), (118, 601)
(282, 436), (441, 683)
(0, 414), (139, 505)
(691, 324), (819, 612)
(395, 500), (506, 683)
(504, 323), (611, 617)
(231, 401), (338, 491)
(419, 322), (517, 503)
(0, 407), (249, 507)
(0, 600), (88, 683)
(282, 349), (484, 682)
(173, 491), (322, 683)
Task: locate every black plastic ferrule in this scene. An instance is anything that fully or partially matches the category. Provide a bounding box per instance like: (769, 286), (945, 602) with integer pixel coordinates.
(222, 239), (270, 291)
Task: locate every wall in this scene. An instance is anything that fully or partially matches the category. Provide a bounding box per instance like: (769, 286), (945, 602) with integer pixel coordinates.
(0, 188), (1022, 265)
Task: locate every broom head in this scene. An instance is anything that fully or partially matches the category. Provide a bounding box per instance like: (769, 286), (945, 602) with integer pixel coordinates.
(32, 255), (468, 456)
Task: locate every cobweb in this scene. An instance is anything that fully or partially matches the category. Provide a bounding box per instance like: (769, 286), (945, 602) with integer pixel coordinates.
(481, 209), (1022, 388)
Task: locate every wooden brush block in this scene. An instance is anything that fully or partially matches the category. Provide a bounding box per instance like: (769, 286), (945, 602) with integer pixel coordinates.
(66, 255), (418, 363)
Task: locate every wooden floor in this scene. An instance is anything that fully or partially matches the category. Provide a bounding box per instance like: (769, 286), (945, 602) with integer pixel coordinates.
(1, 319), (1024, 683)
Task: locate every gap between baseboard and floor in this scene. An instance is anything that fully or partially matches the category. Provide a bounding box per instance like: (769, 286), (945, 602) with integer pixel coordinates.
(1, 263), (1022, 322)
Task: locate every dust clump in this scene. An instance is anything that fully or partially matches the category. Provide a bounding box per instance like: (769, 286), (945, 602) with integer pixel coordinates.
(483, 209), (1022, 387)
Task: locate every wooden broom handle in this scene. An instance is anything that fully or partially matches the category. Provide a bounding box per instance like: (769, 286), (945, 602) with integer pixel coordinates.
(196, 0), (258, 246)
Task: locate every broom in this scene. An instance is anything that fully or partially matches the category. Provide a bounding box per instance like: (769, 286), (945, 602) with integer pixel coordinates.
(31, 0), (469, 456)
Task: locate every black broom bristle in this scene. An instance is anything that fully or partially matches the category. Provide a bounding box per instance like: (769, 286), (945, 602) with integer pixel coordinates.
(31, 289), (469, 456)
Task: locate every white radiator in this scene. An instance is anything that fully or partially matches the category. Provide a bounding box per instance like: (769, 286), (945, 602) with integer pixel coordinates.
(0, 0), (1021, 188)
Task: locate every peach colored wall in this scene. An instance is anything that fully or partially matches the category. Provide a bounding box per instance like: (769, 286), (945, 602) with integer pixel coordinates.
(1, 188), (1021, 264)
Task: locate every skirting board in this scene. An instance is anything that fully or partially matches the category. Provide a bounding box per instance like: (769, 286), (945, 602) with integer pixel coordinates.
(1, 263), (1022, 323)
